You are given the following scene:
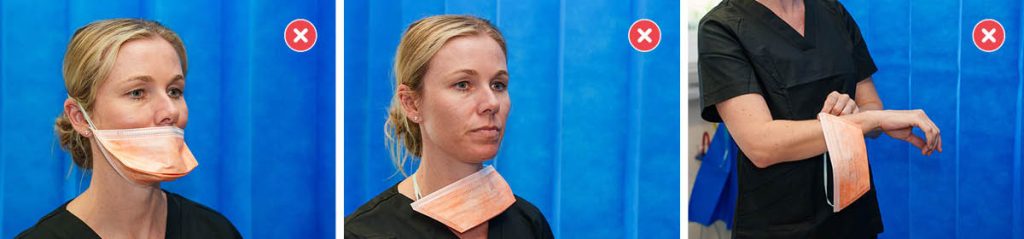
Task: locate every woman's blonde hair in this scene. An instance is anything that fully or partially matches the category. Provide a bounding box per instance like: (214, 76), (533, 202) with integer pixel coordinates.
(385, 15), (507, 176)
(56, 19), (188, 169)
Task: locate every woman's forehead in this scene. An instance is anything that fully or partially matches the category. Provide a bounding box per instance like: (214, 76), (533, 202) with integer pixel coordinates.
(105, 37), (184, 84)
(427, 35), (507, 77)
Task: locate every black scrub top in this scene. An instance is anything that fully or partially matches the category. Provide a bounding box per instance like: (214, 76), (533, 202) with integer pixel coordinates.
(17, 190), (241, 239)
(345, 183), (554, 239)
(698, 0), (883, 238)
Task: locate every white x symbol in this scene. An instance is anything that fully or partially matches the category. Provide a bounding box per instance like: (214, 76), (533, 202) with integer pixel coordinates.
(637, 28), (652, 43)
(293, 28), (309, 43)
(981, 28), (997, 43)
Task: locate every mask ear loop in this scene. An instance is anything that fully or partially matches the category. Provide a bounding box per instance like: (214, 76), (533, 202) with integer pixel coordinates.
(412, 157), (496, 201)
(823, 153), (834, 208)
(412, 172), (423, 200)
(74, 99), (146, 187)
(411, 154), (425, 200)
(73, 98), (98, 130)
(491, 154), (499, 170)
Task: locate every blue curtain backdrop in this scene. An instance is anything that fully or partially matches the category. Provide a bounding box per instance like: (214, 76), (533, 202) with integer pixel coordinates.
(344, 0), (680, 238)
(840, 0), (1024, 238)
(0, 0), (334, 238)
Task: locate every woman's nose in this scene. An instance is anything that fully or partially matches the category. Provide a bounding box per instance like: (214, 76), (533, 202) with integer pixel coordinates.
(478, 88), (501, 116)
(154, 91), (181, 126)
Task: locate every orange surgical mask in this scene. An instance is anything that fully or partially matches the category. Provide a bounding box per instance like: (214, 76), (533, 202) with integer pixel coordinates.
(410, 165), (516, 233)
(818, 113), (871, 212)
(77, 100), (198, 185)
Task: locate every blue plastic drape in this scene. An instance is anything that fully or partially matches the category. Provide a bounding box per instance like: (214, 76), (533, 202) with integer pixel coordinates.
(842, 0), (1024, 238)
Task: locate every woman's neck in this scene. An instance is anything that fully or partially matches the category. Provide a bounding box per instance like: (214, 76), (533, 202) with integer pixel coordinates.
(757, 0), (803, 13)
(409, 145), (484, 198)
(67, 150), (167, 238)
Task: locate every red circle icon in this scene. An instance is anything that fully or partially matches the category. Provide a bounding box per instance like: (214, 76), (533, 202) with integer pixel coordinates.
(285, 19), (317, 52)
(629, 19), (661, 52)
(972, 19), (1005, 52)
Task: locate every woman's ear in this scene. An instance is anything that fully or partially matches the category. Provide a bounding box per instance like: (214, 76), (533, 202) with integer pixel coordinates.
(64, 98), (93, 138)
(398, 84), (422, 123)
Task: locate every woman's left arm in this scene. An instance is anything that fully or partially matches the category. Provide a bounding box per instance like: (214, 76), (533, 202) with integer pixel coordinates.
(856, 77), (883, 111)
(856, 77), (885, 138)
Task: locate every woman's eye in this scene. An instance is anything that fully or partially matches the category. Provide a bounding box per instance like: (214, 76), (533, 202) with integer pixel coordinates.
(454, 81), (470, 90)
(491, 81), (507, 91)
(128, 89), (145, 99)
(168, 88), (184, 98)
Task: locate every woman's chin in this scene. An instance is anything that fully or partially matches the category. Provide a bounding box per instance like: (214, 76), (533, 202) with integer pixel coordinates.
(461, 146), (500, 163)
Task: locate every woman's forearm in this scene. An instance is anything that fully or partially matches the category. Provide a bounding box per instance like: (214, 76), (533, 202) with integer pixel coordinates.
(734, 111), (883, 168)
(741, 119), (829, 168)
(719, 94), (889, 168)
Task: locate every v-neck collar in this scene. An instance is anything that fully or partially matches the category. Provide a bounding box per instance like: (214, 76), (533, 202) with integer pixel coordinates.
(745, 0), (816, 50)
(61, 189), (177, 238)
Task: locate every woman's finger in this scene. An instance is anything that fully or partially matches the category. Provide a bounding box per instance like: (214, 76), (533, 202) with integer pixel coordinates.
(821, 91), (839, 113)
(937, 133), (944, 153)
(917, 112), (942, 155)
(913, 117), (936, 155)
(925, 126), (937, 153)
(900, 131), (928, 151)
(830, 94), (849, 115)
(842, 101), (857, 115)
(920, 111), (941, 154)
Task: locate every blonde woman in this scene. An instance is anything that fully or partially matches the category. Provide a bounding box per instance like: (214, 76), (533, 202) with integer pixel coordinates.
(345, 15), (553, 238)
(18, 19), (239, 238)
(699, 0), (942, 237)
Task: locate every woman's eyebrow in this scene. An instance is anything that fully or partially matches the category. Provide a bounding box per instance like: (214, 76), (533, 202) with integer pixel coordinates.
(492, 70), (509, 79)
(447, 69), (509, 78)
(127, 75), (153, 82)
(120, 75), (154, 85)
(447, 69), (479, 77)
(119, 75), (185, 87)
(170, 74), (185, 83)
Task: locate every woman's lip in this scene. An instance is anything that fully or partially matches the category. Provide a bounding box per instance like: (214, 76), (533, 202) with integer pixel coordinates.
(470, 126), (500, 132)
(469, 127), (501, 140)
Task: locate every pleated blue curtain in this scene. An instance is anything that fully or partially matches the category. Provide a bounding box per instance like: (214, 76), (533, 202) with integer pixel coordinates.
(842, 0), (1024, 238)
(0, 0), (335, 238)
(344, 0), (680, 238)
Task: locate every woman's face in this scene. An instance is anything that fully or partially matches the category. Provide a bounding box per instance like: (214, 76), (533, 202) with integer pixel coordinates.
(410, 34), (510, 163)
(87, 36), (188, 130)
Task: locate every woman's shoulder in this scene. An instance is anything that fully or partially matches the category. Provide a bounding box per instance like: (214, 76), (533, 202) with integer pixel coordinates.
(508, 195), (546, 219)
(16, 201), (99, 239)
(700, 0), (748, 25)
(492, 195), (555, 238)
(344, 183), (408, 224)
(345, 183), (434, 238)
(165, 190), (242, 238)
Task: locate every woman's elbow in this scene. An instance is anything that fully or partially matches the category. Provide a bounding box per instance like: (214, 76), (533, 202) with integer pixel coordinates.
(739, 143), (778, 168)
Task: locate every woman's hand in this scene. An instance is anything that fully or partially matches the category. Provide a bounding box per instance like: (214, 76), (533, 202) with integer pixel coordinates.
(871, 110), (943, 156)
(821, 91), (859, 116)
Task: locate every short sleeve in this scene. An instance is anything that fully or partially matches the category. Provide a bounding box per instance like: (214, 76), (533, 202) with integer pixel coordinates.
(698, 16), (762, 122)
(836, 1), (877, 82)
